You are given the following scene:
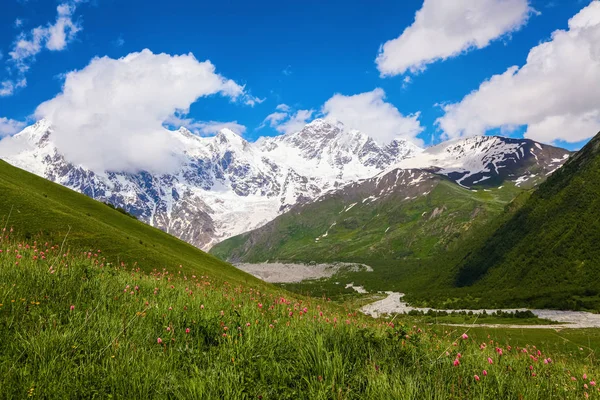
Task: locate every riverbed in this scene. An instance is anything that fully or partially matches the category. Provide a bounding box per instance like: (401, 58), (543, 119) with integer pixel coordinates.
(361, 292), (600, 329)
(234, 262), (372, 283)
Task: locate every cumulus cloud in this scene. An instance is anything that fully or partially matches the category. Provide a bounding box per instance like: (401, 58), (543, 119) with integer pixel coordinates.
(25, 49), (249, 173)
(437, 1), (600, 144)
(322, 88), (424, 145)
(376, 0), (534, 77)
(260, 89), (423, 144)
(0, 117), (26, 137)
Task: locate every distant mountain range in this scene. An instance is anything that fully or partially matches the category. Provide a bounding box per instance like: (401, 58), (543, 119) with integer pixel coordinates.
(210, 135), (570, 265)
(2, 118), (569, 256)
(1, 119), (420, 249)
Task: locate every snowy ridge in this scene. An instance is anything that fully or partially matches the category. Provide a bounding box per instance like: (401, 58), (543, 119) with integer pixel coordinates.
(383, 135), (570, 188)
(1, 118), (422, 249)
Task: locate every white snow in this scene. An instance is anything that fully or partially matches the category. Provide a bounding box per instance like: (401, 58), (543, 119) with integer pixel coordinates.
(345, 283), (368, 294)
(344, 202), (357, 212)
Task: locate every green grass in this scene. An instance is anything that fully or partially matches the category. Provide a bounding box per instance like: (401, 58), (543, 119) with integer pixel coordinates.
(2, 236), (600, 399)
(0, 160), (260, 286)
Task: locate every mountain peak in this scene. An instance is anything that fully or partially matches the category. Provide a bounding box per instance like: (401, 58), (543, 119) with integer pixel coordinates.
(13, 119), (53, 147)
(177, 126), (195, 139)
(215, 128), (248, 151)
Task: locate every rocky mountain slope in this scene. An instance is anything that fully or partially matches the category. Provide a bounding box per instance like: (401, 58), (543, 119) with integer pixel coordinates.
(1, 119), (421, 249)
(210, 136), (570, 264)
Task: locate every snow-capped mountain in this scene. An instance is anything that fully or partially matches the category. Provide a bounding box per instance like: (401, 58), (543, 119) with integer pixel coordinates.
(385, 135), (570, 188)
(1, 118), (421, 249)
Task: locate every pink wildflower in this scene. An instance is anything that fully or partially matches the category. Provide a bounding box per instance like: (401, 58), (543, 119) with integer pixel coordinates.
(474, 375), (480, 381)
(461, 333), (468, 340)
(157, 337), (163, 344)
(185, 328), (190, 334)
(69, 305), (75, 311)
(488, 357), (493, 364)
(483, 370), (488, 376)
(453, 359), (460, 367)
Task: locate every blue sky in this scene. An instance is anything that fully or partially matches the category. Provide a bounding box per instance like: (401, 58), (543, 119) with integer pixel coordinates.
(0, 0), (598, 151)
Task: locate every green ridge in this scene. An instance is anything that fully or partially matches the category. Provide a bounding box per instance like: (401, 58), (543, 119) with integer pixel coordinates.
(0, 160), (260, 286)
(445, 132), (600, 309)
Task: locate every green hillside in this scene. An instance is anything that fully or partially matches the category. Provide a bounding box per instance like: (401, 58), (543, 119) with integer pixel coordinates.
(211, 178), (523, 268)
(443, 132), (600, 310)
(0, 160), (259, 286)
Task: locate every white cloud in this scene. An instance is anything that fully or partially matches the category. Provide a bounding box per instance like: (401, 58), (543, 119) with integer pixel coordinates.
(165, 114), (247, 136)
(322, 88), (424, 145)
(46, 3), (81, 51)
(0, 78), (26, 97)
(19, 49), (249, 173)
(10, 2), (82, 70)
(113, 35), (125, 47)
(261, 112), (288, 127)
(0, 117), (26, 137)
(376, 0), (534, 77)
(1, 1), (84, 95)
(437, 1), (600, 144)
(276, 110), (314, 135)
(244, 95), (265, 107)
(193, 121), (247, 136)
(260, 109), (314, 135)
(260, 89), (423, 144)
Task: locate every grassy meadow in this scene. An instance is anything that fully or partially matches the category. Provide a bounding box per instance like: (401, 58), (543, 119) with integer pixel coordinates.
(2, 233), (600, 399)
